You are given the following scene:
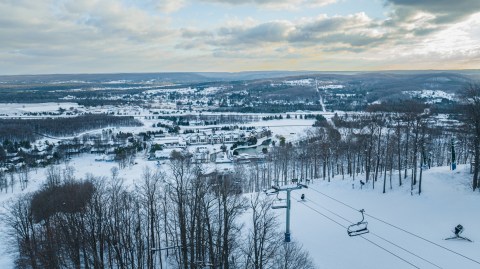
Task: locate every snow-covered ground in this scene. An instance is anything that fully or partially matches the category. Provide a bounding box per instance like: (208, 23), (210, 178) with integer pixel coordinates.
(199, 86), (229, 95)
(283, 164), (480, 269)
(0, 102), (82, 115)
(245, 118), (316, 140)
(318, 84), (344, 90)
(145, 87), (196, 94)
(283, 79), (314, 86)
(403, 90), (456, 103)
(1, 157), (479, 268)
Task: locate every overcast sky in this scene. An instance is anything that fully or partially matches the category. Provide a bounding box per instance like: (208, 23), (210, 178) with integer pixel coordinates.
(1, 0), (480, 75)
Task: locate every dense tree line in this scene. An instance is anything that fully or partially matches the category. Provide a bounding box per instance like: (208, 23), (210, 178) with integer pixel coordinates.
(0, 115), (142, 142)
(214, 104), (324, 113)
(76, 99), (143, 107)
(0, 82), (146, 104)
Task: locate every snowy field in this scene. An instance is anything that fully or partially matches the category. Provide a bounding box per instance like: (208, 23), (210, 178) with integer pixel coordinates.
(0, 152), (479, 268)
(245, 118), (316, 140)
(0, 102), (81, 115)
(403, 90), (456, 102)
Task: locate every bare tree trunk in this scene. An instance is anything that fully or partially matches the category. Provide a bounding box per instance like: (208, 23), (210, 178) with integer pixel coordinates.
(374, 127), (383, 183)
(474, 135), (480, 191)
(397, 121), (402, 186)
(383, 130), (390, 194)
(412, 119), (420, 187)
(404, 120), (411, 180)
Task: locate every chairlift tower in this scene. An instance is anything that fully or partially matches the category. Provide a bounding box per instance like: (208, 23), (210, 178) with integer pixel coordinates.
(265, 183), (308, 242)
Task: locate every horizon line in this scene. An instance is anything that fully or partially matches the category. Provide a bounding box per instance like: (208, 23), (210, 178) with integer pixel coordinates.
(2, 68), (480, 77)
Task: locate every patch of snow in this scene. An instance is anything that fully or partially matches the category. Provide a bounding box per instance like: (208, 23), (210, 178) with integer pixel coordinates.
(51, 80), (90, 84)
(404, 90), (456, 102)
(104, 80), (132, 84)
(199, 86), (228, 95)
(284, 79), (314, 86)
(0, 102), (81, 115)
(318, 84), (345, 90)
(145, 87), (196, 95)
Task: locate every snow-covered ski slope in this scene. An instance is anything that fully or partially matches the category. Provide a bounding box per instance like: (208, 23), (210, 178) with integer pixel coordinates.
(282, 165), (480, 269)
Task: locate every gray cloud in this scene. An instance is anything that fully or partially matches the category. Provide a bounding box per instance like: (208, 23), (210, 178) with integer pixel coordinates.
(386, 0), (480, 23)
(371, 0), (480, 48)
(289, 14), (383, 46)
(180, 13), (387, 52)
(219, 21), (292, 43)
(179, 21), (293, 51)
(321, 33), (384, 47)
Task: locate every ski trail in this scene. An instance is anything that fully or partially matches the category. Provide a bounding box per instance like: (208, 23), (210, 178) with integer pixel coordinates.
(316, 79), (327, 113)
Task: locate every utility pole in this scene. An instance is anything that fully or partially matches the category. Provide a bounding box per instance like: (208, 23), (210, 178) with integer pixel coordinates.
(266, 183), (308, 242)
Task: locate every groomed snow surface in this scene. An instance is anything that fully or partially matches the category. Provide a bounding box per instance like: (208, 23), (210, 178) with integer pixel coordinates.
(285, 164), (480, 269)
(0, 155), (479, 269)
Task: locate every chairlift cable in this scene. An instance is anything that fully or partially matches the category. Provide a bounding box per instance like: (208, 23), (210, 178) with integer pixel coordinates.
(365, 213), (480, 266)
(294, 194), (444, 269)
(360, 236), (422, 269)
(297, 193), (354, 223)
(295, 196), (348, 229)
(367, 232), (444, 269)
(307, 186), (480, 266)
(296, 198), (421, 269)
(308, 186), (358, 211)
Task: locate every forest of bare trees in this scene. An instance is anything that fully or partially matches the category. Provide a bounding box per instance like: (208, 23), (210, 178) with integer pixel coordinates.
(238, 102), (472, 194)
(460, 83), (480, 190)
(3, 156), (315, 269)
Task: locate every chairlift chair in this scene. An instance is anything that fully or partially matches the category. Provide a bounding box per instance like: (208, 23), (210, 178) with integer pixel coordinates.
(264, 188), (278, 196)
(347, 209), (369, 237)
(271, 196), (287, 209)
(271, 200), (287, 209)
(444, 224), (473, 242)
